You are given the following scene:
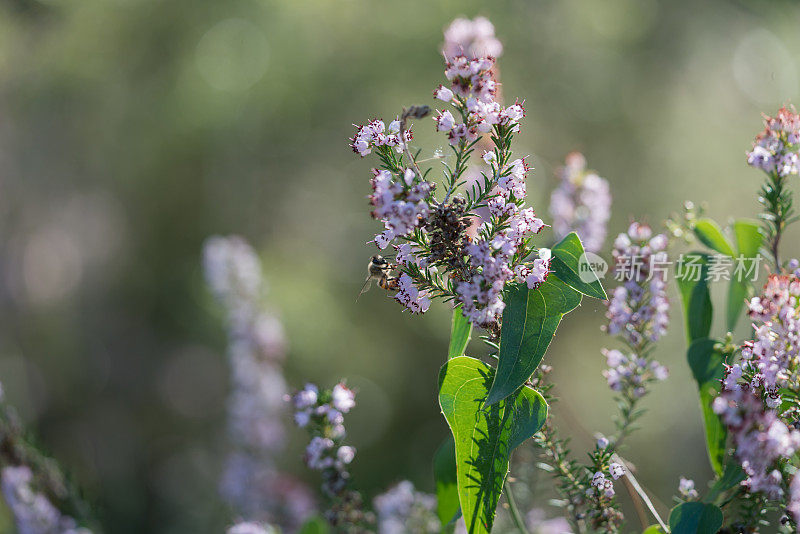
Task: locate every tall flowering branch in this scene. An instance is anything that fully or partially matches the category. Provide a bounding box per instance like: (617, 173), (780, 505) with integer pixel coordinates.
(350, 46), (549, 333)
(290, 382), (373, 532)
(603, 222), (670, 446)
(549, 152), (612, 253)
(203, 236), (314, 530)
(746, 106), (800, 270)
(531, 222), (671, 533)
(713, 270), (800, 529)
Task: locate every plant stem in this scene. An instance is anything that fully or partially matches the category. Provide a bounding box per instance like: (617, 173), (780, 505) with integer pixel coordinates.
(504, 479), (531, 534)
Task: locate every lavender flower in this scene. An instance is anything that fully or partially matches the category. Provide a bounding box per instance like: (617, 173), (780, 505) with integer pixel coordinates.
(713, 385), (800, 498)
(373, 480), (439, 534)
(601, 349), (668, 398)
(549, 152), (611, 253)
(350, 119), (412, 158)
(291, 382), (374, 529)
(203, 236), (314, 529)
(678, 477), (699, 501)
(739, 274), (800, 391)
(747, 106), (800, 178)
(711, 272), (800, 501)
(1, 466), (90, 534)
(605, 223), (670, 346)
(290, 381), (357, 494)
(590, 471), (616, 499)
(442, 16), (503, 60)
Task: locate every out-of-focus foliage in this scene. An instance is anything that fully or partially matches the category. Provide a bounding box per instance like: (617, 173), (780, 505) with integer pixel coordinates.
(0, 0), (799, 532)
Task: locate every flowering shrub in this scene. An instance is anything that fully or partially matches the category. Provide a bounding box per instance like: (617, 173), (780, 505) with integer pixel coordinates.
(5, 15), (800, 534)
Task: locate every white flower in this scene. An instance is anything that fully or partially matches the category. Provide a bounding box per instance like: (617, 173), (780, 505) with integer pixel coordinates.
(331, 383), (356, 413)
(337, 446), (356, 465)
(434, 85), (454, 102)
(609, 462), (625, 480)
(436, 111), (456, 132)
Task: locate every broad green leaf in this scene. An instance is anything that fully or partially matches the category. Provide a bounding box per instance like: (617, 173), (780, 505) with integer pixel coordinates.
(549, 232), (607, 300)
(733, 219), (763, 258)
(669, 502), (723, 534)
(687, 338), (727, 476)
(642, 526), (665, 534)
(434, 436), (460, 526)
(726, 220), (763, 330)
(485, 277), (581, 406)
(704, 462), (745, 504)
(298, 517), (329, 534)
(676, 253), (713, 342)
(508, 384), (548, 450)
(439, 356), (548, 534)
(726, 280), (751, 332)
(693, 218), (735, 257)
(448, 305), (473, 359)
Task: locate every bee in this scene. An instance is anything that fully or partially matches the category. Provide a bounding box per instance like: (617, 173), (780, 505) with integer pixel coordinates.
(356, 255), (398, 301)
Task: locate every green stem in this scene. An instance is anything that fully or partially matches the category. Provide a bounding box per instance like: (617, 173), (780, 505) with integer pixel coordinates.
(504, 479), (531, 534)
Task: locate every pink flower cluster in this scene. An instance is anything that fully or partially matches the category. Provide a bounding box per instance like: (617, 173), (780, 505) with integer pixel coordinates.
(713, 384), (800, 498)
(747, 106), (800, 178)
(350, 119), (412, 158)
(456, 230), (548, 327)
(601, 348), (668, 397)
(741, 274), (800, 391)
(393, 273), (431, 314)
(590, 463), (624, 499)
(605, 223), (670, 346)
(442, 16), (503, 60)
(369, 169), (434, 249)
(455, 156), (546, 326)
(291, 382), (357, 496)
(549, 152), (612, 253)
(351, 18), (550, 325)
(434, 56), (524, 145)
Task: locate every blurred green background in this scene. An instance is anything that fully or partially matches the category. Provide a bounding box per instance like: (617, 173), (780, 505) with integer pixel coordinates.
(1, 0), (800, 532)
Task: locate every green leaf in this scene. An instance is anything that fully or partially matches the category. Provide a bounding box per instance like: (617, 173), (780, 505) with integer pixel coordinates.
(676, 253), (713, 342)
(733, 219), (763, 258)
(693, 218), (735, 257)
(448, 305), (473, 359)
(508, 383), (549, 450)
(687, 338), (727, 476)
(485, 277), (581, 406)
(439, 356), (548, 534)
(549, 232), (607, 300)
(704, 462), (745, 504)
(726, 280), (751, 332)
(298, 517), (329, 534)
(669, 502), (723, 534)
(726, 220), (763, 331)
(642, 526), (666, 534)
(434, 436), (460, 526)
